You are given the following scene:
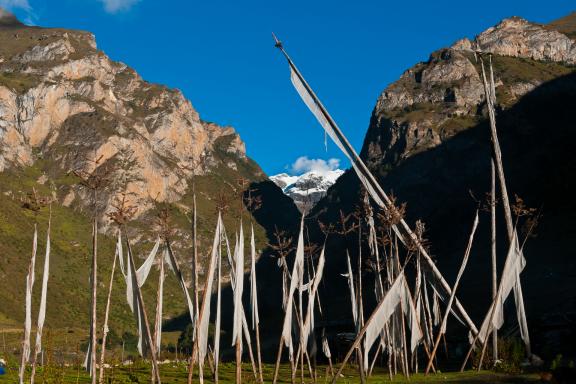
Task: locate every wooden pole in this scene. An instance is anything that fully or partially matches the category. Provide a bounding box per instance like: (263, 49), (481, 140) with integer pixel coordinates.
(244, 322), (259, 381)
(425, 212), (479, 374)
(490, 160), (498, 362)
(235, 342), (242, 384)
(272, 336), (284, 384)
(98, 244), (119, 384)
(357, 224), (366, 384)
(255, 324), (264, 383)
(480, 55), (530, 356)
(90, 216), (98, 384)
(152, 250), (165, 384)
(192, 189), (199, 341)
(274, 39), (478, 336)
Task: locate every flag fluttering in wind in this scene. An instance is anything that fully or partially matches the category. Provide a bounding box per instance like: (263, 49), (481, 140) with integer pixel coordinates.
(34, 216), (51, 357)
(249, 225), (260, 330)
(19, 225), (38, 384)
(362, 271), (423, 371)
(232, 222), (245, 350)
(281, 216), (305, 358)
(198, 213), (222, 367)
(302, 246), (326, 345)
(474, 231), (528, 346)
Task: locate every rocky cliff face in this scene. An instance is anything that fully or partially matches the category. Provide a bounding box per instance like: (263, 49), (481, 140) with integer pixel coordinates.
(0, 16), (262, 224)
(308, 14), (576, 354)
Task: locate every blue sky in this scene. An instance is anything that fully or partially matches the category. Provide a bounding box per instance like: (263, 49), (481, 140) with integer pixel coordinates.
(3, 0), (574, 175)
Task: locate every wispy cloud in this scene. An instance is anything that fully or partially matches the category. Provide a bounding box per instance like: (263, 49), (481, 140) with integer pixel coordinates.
(289, 156), (341, 176)
(0, 0), (36, 25)
(99, 0), (140, 13)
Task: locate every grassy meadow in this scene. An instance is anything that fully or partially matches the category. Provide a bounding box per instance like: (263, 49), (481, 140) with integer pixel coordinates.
(0, 363), (541, 383)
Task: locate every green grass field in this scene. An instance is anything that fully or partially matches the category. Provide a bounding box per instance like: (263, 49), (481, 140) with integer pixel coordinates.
(0, 362), (540, 383)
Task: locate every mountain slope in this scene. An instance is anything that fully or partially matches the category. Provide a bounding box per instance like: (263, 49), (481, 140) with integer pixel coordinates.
(307, 14), (576, 355)
(0, 10), (295, 333)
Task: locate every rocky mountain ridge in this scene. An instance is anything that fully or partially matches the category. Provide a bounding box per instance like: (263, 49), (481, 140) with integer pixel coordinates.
(362, 15), (575, 173)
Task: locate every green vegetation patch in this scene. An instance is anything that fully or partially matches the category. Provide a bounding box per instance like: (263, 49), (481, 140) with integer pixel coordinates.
(0, 72), (41, 94)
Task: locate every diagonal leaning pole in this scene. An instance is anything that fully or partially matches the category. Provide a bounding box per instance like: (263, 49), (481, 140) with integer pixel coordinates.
(273, 34), (479, 336)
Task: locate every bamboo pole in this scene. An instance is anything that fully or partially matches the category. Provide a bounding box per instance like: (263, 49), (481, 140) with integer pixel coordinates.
(98, 241), (119, 384)
(425, 212), (479, 374)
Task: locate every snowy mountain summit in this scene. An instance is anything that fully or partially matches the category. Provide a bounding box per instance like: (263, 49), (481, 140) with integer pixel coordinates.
(270, 169), (344, 213)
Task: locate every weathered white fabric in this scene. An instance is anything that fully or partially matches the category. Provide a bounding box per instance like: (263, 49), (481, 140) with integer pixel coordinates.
(165, 242), (195, 324)
(123, 237), (150, 357)
(125, 237), (160, 312)
(136, 237), (161, 286)
(214, 231), (222, 372)
(476, 233), (527, 345)
(363, 272), (407, 370)
(403, 280), (423, 353)
(83, 342), (91, 373)
(154, 249), (166, 356)
(249, 225), (259, 330)
(514, 275), (530, 349)
(198, 213), (222, 366)
(321, 332), (331, 359)
(433, 290), (441, 326)
(224, 225), (253, 349)
(232, 222), (245, 350)
(342, 254), (358, 326)
(22, 225), (38, 366)
(34, 222), (51, 356)
(302, 246), (326, 345)
(281, 216), (305, 357)
(116, 231), (126, 277)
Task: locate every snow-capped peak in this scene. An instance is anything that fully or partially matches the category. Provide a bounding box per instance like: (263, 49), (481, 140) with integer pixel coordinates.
(270, 169), (344, 213)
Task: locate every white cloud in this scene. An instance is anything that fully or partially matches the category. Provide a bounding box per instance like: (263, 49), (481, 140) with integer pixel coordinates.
(0, 0), (31, 11)
(289, 156), (341, 176)
(99, 0), (140, 13)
